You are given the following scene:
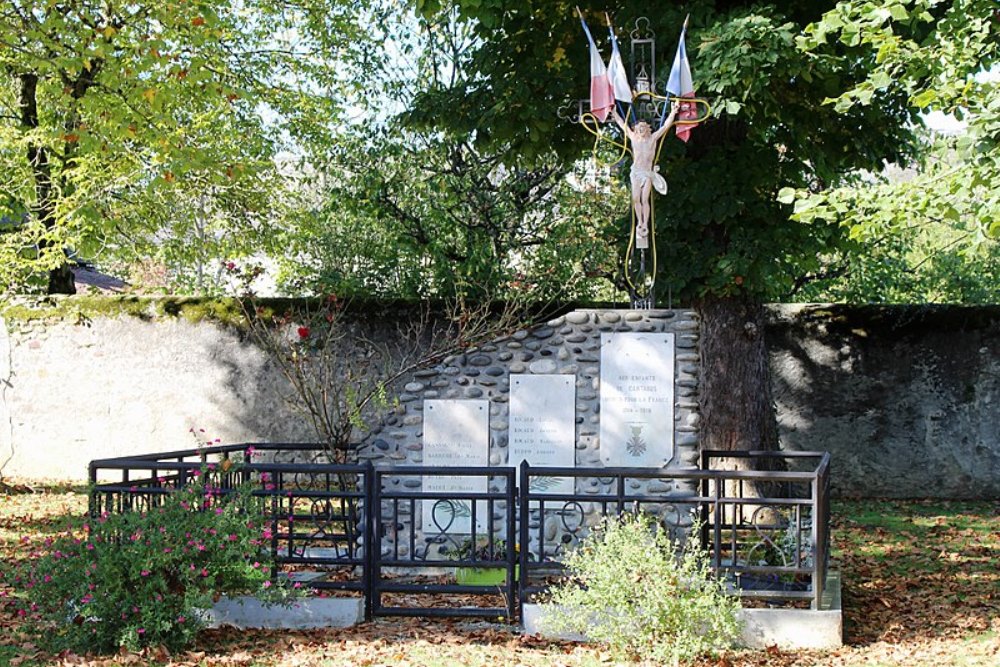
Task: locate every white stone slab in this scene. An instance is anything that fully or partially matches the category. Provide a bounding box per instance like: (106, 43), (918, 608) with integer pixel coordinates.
(204, 595), (363, 629)
(600, 332), (676, 466)
(509, 374), (576, 494)
(421, 399), (489, 533)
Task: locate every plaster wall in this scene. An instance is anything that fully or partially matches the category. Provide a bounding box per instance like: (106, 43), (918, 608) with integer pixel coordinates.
(0, 314), (312, 480)
(2, 303), (998, 498)
(768, 304), (1000, 498)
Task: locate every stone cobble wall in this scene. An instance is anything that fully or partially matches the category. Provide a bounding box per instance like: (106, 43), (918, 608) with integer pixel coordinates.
(364, 308), (700, 471)
(361, 308), (701, 558)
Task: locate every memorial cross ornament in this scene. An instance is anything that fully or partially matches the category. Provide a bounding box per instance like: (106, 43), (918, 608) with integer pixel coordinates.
(573, 11), (710, 308)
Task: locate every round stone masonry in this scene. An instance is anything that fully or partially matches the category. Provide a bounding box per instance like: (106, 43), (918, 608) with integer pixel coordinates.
(364, 308), (701, 495)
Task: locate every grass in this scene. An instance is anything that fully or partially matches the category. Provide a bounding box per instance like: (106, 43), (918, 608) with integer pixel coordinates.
(1, 487), (998, 666)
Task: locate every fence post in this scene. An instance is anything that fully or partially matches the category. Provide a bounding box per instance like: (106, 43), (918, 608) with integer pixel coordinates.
(363, 461), (375, 621)
(505, 468), (517, 621)
(518, 460), (530, 621)
(87, 462), (98, 522)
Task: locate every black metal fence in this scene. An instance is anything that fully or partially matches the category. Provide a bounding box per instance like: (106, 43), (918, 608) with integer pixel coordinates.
(89, 445), (831, 620)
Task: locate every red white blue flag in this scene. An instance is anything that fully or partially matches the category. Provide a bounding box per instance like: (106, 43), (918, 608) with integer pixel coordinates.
(666, 17), (699, 142)
(606, 14), (632, 104)
(578, 10), (614, 122)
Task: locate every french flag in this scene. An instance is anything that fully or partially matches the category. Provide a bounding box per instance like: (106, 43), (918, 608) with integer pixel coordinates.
(606, 14), (632, 104)
(667, 17), (699, 142)
(578, 10), (614, 122)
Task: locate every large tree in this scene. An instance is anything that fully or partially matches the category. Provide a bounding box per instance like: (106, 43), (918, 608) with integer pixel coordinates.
(0, 1), (365, 294)
(408, 0), (919, 454)
(276, 4), (623, 302)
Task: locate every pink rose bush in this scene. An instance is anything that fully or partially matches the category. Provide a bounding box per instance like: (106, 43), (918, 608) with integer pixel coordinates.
(9, 467), (297, 653)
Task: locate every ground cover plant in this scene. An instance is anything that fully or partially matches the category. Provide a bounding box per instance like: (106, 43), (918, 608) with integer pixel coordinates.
(1, 488), (998, 666)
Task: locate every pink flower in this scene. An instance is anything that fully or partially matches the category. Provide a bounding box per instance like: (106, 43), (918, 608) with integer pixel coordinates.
(140, 570), (150, 577)
(137, 628), (145, 635)
(177, 615), (186, 623)
(262, 580), (272, 589)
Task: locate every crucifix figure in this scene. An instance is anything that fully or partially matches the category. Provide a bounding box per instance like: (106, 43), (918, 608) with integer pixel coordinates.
(612, 100), (680, 248)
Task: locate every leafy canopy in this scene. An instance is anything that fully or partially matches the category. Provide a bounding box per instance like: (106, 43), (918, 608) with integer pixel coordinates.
(409, 0), (920, 302)
(0, 0), (368, 293)
(789, 0), (999, 252)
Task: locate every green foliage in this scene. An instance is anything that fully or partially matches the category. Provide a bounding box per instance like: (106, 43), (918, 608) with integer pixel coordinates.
(0, 1), (370, 293)
(411, 1), (920, 303)
(786, 0), (1000, 290)
(541, 513), (741, 665)
(11, 469), (296, 653)
(278, 5), (621, 302)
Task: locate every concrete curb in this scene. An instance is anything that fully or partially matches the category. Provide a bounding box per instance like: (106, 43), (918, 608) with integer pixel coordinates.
(203, 596), (364, 630)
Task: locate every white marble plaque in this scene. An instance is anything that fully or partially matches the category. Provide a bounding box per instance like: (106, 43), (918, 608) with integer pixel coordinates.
(421, 399), (489, 533)
(599, 332), (675, 466)
(508, 374), (576, 494)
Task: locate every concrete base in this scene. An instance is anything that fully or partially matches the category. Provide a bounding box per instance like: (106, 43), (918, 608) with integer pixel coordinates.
(523, 570), (843, 651)
(203, 596), (364, 630)
(738, 570), (842, 650)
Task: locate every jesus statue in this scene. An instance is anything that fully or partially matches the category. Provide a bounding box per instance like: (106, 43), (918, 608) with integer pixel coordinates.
(612, 100), (681, 249)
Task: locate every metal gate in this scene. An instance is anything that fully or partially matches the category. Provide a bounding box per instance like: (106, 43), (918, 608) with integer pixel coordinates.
(369, 466), (518, 620)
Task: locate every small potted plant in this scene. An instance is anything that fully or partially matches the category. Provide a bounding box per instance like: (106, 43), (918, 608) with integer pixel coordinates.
(450, 537), (519, 586)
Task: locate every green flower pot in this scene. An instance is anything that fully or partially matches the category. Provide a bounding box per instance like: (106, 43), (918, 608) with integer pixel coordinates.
(454, 565), (519, 586)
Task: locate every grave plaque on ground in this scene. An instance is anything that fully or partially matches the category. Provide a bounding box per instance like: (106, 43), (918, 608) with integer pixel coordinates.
(421, 399), (489, 533)
(508, 374), (576, 494)
(599, 332), (675, 466)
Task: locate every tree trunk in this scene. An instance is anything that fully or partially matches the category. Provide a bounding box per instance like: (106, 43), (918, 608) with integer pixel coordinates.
(48, 264), (76, 294)
(696, 293), (778, 455)
(19, 73), (77, 295)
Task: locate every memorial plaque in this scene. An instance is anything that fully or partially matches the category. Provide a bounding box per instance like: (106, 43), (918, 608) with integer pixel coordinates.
(600, 332), (675, 466)
(509, 374), (576, 494)
(422, 399), (489, 533)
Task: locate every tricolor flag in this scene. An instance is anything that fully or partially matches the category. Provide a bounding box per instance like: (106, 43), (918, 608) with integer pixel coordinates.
(606, 14), (632, 104)
(666, 16), (700, 142)
(578, 9), (614, 122)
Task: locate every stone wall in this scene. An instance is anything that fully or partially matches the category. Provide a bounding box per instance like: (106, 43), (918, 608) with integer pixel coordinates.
(362, 309), (701, 472)
(768, 304), (1000, 499)
(0, 313), (313, 480)
(2, 301), (998, 498)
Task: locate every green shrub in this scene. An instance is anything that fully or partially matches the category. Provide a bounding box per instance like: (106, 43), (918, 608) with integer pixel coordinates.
(540, 512), (741, 665)
(12, 468), (297, 653)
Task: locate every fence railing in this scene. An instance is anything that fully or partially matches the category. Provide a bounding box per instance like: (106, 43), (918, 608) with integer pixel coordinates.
(89, 445), (832, 618)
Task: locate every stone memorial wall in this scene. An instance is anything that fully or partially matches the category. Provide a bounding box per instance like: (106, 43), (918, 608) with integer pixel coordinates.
(362, 309), (701, 544)
(363, 309), (699, 472)
(4, 301), (998, 497)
